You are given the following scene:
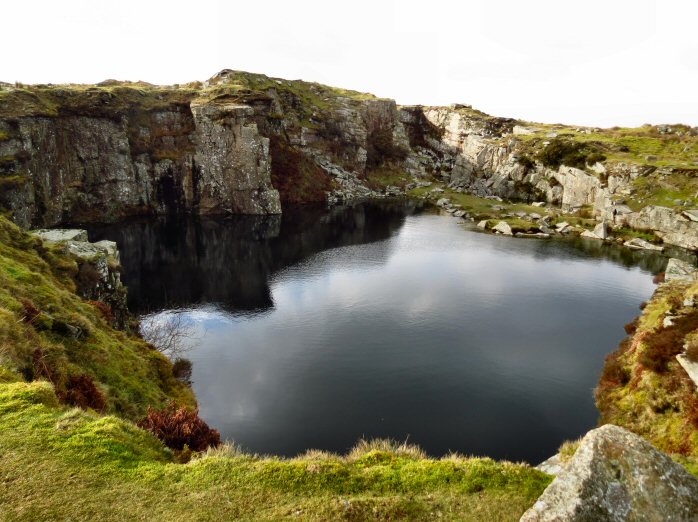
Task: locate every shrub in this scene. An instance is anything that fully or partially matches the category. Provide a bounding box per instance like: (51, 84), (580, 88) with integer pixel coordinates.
(172, 358), (193, 384)
(600, 350), (630, 386)
(20, 298), (41, 324)
(516, 154), (536, 171)
(639, 327), (685, 373)
(88, 300), (114, 323)
(32, 347), (58, 384)
(536, 138), (605, 170)
(586, 152), (607, 165)
(61, 374), (107, 412)
(137, 401), (221, 452)
(624, 318), (639, 335)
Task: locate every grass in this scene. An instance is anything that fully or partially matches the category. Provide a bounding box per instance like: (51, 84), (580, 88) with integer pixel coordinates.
(515, 125), (698, 170)
(596, 279), (698, 463)
(0, 380), (551, 521)
(364, 166), (410, 190)
(0, 215), (193, 419)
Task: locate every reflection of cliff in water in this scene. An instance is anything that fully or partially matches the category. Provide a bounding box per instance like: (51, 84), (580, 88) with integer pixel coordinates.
(558, 236), (694, 274)
(87, 200), (421, 313)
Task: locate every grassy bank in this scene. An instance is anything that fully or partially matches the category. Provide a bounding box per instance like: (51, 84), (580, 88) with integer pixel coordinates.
(0, 379), (550, 521)
(596, 279), (698, 474)
(0, 216), (193, 418)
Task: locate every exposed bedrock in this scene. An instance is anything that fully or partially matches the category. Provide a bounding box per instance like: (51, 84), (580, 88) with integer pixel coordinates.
(1, 70), (697, 250)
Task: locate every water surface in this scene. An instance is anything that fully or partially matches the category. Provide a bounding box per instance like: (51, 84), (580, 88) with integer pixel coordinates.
(90, 201), (665, 463)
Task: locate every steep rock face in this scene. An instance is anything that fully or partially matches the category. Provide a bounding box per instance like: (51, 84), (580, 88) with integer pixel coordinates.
(191, 102), (280, 214)
(2, 72), (697, 251)
(620, 205), (698, 251)
(0, 94), (280, 227)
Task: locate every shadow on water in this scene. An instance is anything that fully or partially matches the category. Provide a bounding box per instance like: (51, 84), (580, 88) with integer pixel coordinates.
(88, 199), (421, 314)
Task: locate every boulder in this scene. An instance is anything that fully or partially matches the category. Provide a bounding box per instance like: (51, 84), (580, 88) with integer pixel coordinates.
(453, 210), (466, 218)
(532, 202), (546, 207)
(521, 424), (698, 522)
(581, 230), (602, 240)
(436, 198), (450, 208)
(477, 220), (489, 230)
(493, 221), (513, 236)
(623, 238), (664, 252)
(593, 222), (609, 240)
(581, 223), (609, 241)
(665, 258), (698, 282)
(555, 221), (570, 231)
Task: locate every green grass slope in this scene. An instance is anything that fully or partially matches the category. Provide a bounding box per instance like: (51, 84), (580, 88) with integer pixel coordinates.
(0, 216), (193, 418)
(596, 279), (698, 474)
(0, 380), (550, 521)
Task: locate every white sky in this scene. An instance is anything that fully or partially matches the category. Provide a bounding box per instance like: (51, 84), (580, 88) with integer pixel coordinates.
(4, 0), (697, 127)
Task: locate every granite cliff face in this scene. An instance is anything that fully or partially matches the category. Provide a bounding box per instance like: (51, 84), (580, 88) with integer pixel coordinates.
(1, 70), (697, 250)
(0, 82), (280, 227)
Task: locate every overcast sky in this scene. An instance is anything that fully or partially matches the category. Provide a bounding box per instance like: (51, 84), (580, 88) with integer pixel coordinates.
(4, 0), (697, 127)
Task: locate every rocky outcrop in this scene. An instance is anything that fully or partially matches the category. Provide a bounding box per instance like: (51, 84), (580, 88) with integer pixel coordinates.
(0, 85), (281, 227)
(191, 102), (280, 215)
(619, 205), (698, 251)
(522, 424), (698, 522)
(2, 71), (698, 251)
(31, 228), (128, 327)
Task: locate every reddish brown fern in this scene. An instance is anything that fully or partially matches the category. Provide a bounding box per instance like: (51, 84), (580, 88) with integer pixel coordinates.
(137, 401), (220, 452)
(61, 374), (107, 412)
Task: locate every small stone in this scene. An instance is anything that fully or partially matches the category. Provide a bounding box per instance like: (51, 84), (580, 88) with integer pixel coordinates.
(624, 238), (664, 252)
(436, 198), (450, 208)
(477, 220), (489, 230)
(532, 202), (546, 207)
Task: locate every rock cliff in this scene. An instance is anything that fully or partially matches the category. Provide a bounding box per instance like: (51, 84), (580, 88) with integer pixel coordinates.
(1, 70), (697, 250)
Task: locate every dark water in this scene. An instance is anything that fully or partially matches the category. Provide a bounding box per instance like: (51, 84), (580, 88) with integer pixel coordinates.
(89, 201), (668, 464)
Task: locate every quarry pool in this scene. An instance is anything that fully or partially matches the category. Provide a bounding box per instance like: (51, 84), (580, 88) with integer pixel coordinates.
(89, 200), (664, 464)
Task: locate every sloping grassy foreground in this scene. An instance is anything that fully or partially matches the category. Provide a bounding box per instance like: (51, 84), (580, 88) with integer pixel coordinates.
(0, 379), (551, 521)
(596, 278), (698, 474)
(0, 216), (193, 418)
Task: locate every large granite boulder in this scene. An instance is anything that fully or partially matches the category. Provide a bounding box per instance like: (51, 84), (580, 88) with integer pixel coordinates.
(521, 424), (698, 521)
(665, 258), (698, 282)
